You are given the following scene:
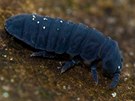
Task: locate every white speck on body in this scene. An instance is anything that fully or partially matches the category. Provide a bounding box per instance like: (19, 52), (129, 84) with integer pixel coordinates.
(60, 20), (63, 23)
(32, 15), (36, 18)
(43, 18), (48, 20)
(118, 66), (121, 69)
(111, 92), (117, 97)
(32, 18), (35, 20)
(93, 27), (96, 30)
(37, 21), (40, 24)
(43, 26), (46, 29)
(57, 28), (60, 30)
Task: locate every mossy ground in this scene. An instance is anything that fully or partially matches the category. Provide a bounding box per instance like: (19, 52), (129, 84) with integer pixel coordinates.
(0, 0), (135, 101)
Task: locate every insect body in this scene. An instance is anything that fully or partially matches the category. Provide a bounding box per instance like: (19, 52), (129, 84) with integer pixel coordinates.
(5, 14), (123, 88)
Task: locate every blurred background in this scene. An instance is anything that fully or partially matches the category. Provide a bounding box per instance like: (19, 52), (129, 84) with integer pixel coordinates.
(0, 0), (135, 101)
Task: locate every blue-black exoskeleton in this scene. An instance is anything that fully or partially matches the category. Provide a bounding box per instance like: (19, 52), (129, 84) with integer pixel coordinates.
(5, 14), (123, 89)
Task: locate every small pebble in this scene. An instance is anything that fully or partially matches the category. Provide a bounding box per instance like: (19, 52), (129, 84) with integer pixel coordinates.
(133, 63), (135, 67)
(111, 92), (117, 97)
(2, 44), (6, 47)
(0, 76), (4, 81)
(10, 79), (14, 83)
(63, 85), (66, 90)
(125, 64), (129, 67)
(129, 52), (134, 56)
(66, 8), (72, 14)
(57, 92), (62, 96)
(10, 57), (13, 61)
(57, 66), (61, 69)
(34, 91), (39, 95)
(38, 8), (43, 12)
(67, 85), (71, 90)
(77, 97), (80, 101)
(2, 92), (9, 98)
(79, 84), (82, 87)
(39, 65), (43, 67)
(127, 86), (131, 90)
(5, 48), (8, 51)
(27, 99), (32, 101)
(3, 55), (7, 58)
(59, 61), (62, 66)
(107, 17), (116, 24)
(2, 86), (10, 91)
(124, 77), (128, 81)
(124, 72), (130, 77)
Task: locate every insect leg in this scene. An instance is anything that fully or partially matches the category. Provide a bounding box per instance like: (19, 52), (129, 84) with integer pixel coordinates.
(90, 64), (98, 85)
(60, 60), (78, 74)
(109, 73), (120, 89)
(30, 51), (56, 58)
(90, 59), (101, 85)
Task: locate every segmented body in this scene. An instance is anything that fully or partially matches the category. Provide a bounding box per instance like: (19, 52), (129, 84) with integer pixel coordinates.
(5, 14), (106, 61)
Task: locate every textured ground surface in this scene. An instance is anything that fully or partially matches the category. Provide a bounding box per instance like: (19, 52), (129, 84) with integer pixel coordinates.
(0, 0), (135, 101)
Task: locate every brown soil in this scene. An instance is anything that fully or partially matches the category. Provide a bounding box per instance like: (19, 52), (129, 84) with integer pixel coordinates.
(0, 0), (135, 101)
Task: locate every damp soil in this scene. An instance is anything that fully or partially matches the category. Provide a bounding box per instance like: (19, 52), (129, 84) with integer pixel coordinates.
(0, 0), (135, 101)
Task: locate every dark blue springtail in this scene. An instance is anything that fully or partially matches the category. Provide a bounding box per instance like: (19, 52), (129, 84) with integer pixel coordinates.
(5, 14), (123, 88)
